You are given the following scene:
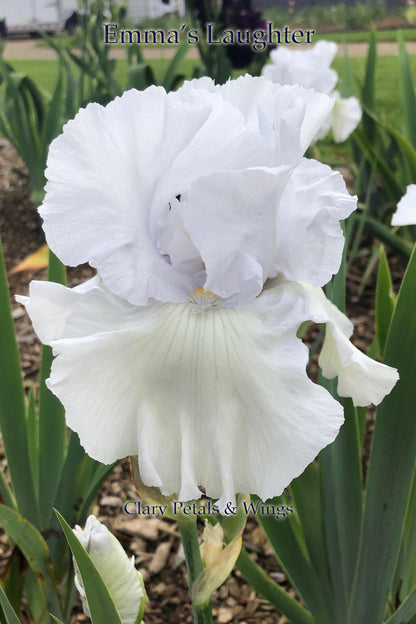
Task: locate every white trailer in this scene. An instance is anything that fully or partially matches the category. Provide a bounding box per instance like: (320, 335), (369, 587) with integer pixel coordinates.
(0, 0), (185, 37)
(0, 0), (79, 35)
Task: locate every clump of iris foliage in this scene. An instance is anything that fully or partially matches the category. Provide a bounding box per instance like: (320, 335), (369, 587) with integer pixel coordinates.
(1, 1), (416, 622)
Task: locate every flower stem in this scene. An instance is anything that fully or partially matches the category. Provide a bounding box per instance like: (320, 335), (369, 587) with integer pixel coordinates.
(177, 516), (213, 624)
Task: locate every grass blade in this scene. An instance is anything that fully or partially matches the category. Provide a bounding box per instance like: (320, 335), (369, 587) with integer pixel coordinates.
(26, 387), (39, 498)
(38, 251), (67, 529)
(162, 40), (190, 92)
(393, 469), (416, 608)
(361, 27), (376, 144)
(350, 244), (416, 623)
(389, 126), (416, 184)
(258, 498), (333, 622)
(318, 234), (363, 620)
(398, 32), (416, 149)
(342, 43), (356, 96)
(0, 237), (39, 525)
(77, 461), (117, 523)
(290, 463), (333, 609)
(385, 588), (416, 624)
(47, 432), (95, 574)
(353, 128), (403, 202)
(0, 585), (22, 624)
(237, 549), (314, 624)
(353, 213), (412, 259)
(0, 468), (16, 510)
(320, 399), (362, 607)
(0, 505), (62, 619)
(41, 69), (65, 165)
(375, 246), (395, 357)
(127, 63), (154, 91)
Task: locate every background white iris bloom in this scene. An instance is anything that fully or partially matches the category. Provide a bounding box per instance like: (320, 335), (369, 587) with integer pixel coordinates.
(262, 41), (362, 143)
(392, 184), (416, 225)
(19, 76), (398, 510)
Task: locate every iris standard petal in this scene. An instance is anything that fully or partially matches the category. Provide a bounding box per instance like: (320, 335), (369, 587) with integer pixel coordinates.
(273, 158), (357, 286)
(21, 280), (344, 508)
(40, 86), (269, 306)
(178, 75), (334, 160)
(181, 167), (292, 306)
(216, 75), (336, 156)
(261, 42), (361, 143)
(40, 79), (336, 308)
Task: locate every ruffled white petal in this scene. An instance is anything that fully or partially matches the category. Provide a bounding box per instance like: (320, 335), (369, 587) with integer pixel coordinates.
(73, 516), (145, 624)
(261, 42), (361, 144)
(21, 280), (344, 508)
(279, 280), (399, 406)
(215, 76), (335, 158)
(392, 185), (416, 226)
(319, 322), (399, 406)
(262, 82), (334, 158)
(181, 167), (291, 306)
(331, 92), (362, 142)
(40, 86), (269, 306)
(273, 158), (357, 286)
(178, 75), (334, 160)
(16, 282), (80, 344)
(15, 275), (100, 343)
(40, 78), (340, 309)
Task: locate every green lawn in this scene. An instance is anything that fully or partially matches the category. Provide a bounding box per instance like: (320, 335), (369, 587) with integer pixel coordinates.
(10, 51), (416, 102)
(334, 54), (416, 133)
(9, 57), (200, 94)
(9, 52), (416, 131)
(315, 54), (416, 163)
(5, 49), (416, 167)
(315, 27), (416, 43)
(10, 60), (61, 94)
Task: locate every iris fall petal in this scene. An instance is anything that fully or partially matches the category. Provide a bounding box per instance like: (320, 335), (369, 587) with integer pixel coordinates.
(279, 279), (399, 406)
(22, 279), (344, 508)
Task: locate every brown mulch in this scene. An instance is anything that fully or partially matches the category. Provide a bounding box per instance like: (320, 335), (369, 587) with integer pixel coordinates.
(0, 139), (407, 623)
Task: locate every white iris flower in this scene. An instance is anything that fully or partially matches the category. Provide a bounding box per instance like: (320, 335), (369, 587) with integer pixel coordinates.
(73, 516), (147, 624)
(392, 184), (416, 225)
(262, 41), (362, 143)
(18, 76), (397, 510)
